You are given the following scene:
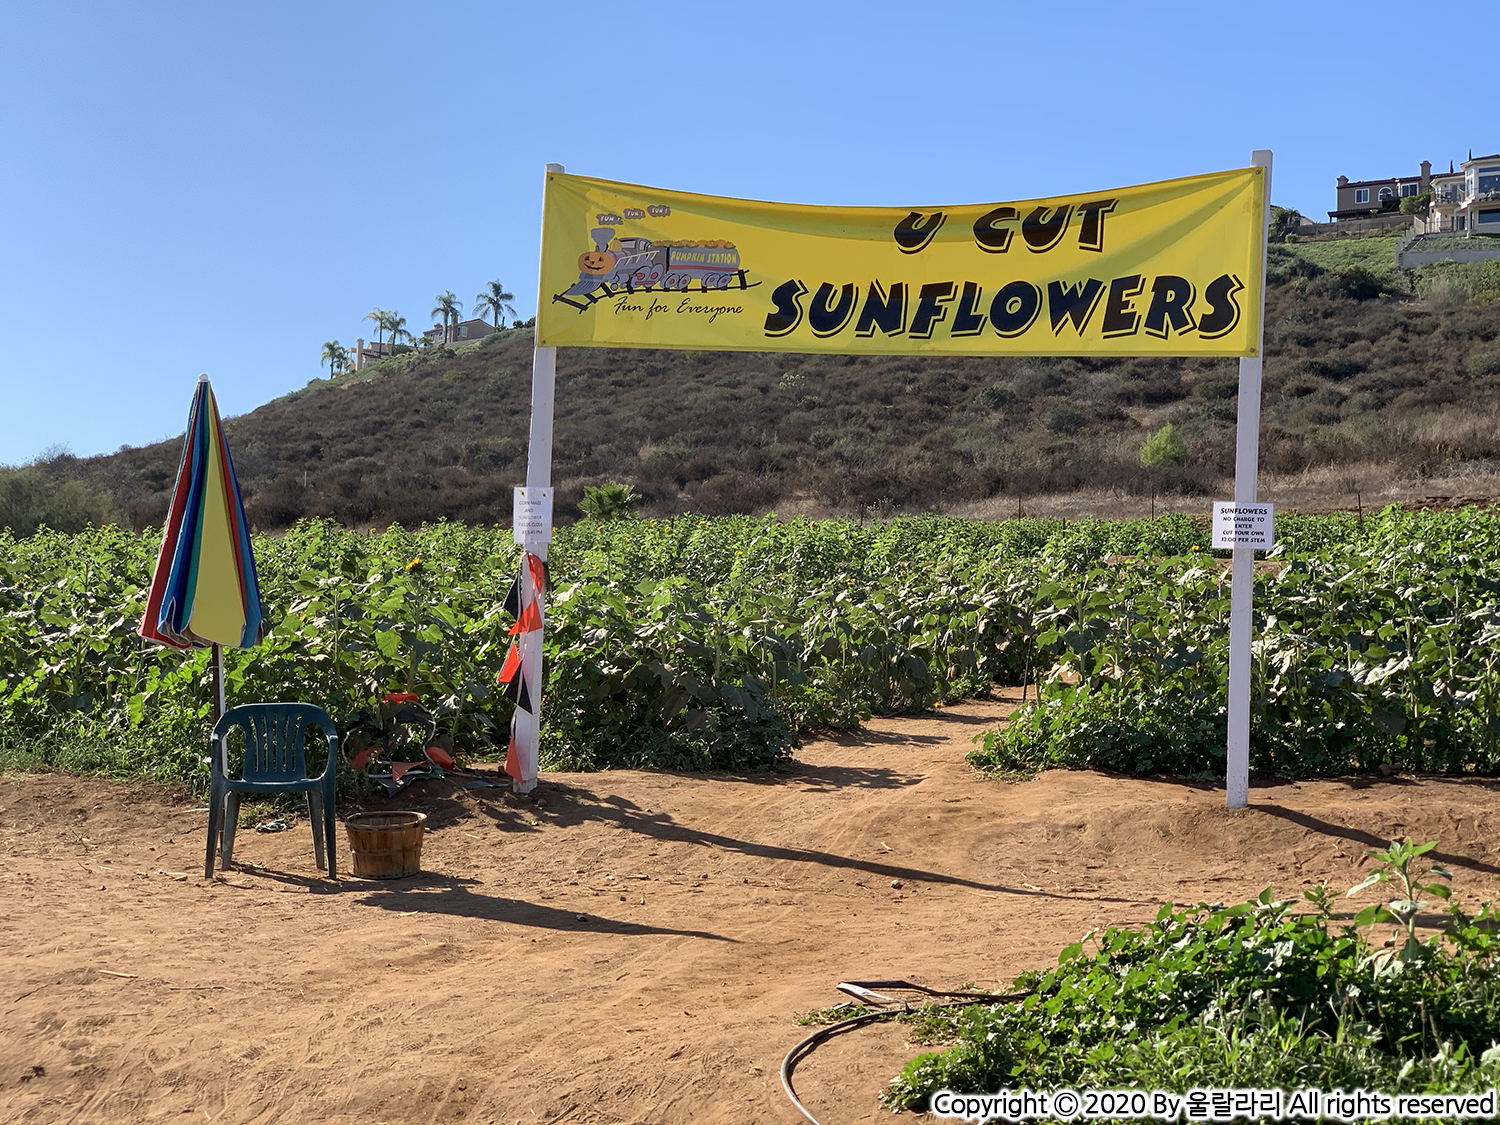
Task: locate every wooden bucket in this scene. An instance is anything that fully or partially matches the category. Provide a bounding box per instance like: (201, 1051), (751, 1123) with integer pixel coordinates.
(344, 811), (427, 878)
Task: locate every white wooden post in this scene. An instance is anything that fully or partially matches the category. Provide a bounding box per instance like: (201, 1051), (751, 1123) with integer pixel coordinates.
(512, 162), (564, 794)
(1226, 149), (1272, 810)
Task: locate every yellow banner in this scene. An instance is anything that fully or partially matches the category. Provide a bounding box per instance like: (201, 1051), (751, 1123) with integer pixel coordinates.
(536, 167), (1265, 357)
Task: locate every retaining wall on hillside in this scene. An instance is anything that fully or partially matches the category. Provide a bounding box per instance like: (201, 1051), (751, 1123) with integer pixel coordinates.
(1397, 245), (1500, 268)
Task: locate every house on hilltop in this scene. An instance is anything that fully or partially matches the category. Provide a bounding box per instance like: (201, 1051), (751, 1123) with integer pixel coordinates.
(1329, 162), (1431, 221)
(422, 318), (496, 346)
(350, 318), (505, 371)
(352, 339), (389, 370)
(1417, 154), (1500, 234)
(1331, 149), (1500, 246)
(1396, 151), (1500, 266)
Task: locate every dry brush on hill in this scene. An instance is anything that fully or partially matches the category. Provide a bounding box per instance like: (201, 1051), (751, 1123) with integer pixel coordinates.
(6, 245), (1500, 534)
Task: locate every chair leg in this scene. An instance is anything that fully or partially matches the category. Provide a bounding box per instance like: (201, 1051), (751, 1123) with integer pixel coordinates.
(324, 783), (338, 880)
(308, 791), (326, 871)
(221, 793), (241, 870)
(204, 779), (221, 880)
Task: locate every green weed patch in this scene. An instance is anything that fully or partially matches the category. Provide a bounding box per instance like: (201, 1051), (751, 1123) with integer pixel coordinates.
(885, 842), (1500, 1110)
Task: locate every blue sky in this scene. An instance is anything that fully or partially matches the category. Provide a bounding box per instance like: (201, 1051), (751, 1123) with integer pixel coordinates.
(0, 2), (1491, 465)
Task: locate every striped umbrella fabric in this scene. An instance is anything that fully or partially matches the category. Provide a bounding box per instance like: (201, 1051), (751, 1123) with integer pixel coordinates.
(139, 377), (264, 650)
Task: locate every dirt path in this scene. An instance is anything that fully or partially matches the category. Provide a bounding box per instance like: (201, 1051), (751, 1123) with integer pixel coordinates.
(4, 692), (1500, 1124)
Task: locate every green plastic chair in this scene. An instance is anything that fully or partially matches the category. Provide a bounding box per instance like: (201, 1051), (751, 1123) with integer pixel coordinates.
(206, 703), (339, 879)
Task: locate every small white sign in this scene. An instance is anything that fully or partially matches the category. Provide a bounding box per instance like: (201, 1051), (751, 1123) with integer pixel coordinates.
(513, 487), (553, 545)
(1212, 501), (1274, 549)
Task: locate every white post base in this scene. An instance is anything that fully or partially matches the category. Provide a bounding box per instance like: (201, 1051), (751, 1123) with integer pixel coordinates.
(1225, 544), (1254, 809)
(511, 319), (558, 794)
(510, 593), (545, 795)
(1224, 148), (1272, 810)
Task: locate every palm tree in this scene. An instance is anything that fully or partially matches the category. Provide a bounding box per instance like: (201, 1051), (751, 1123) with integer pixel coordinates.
(431, 291), (462, 343)
(320, 340), (349, 377)
(578, 481), (640, 521)
(384, 312), (412, 352)
(1269, 207), (1304, 244)
(475, 281), (518, 330)
(363, 308), (391, 354)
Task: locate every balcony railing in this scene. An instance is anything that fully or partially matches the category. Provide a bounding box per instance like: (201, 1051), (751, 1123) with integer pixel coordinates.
(1409, 215), (1466, 235)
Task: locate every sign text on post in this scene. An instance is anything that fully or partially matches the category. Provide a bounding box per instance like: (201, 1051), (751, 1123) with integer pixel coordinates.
(512, 487), (553, 546)
(1213, 501), (1274, 549)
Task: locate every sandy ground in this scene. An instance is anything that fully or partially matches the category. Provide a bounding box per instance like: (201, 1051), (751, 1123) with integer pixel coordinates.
(5, 692), (1500, 1125)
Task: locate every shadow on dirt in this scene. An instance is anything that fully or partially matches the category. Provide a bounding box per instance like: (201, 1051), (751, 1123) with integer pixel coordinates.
(393, 785), (1145, 907)
(222, 864), (738, 938)
(350, 875), (738, 940)
(1252, 803), (1500, 876)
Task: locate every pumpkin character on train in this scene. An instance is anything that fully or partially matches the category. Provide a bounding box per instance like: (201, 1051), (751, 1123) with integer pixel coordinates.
(567, 227), (743, 296)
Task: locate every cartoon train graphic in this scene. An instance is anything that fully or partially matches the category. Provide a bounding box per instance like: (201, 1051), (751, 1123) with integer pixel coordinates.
(566, 227), (743, 295)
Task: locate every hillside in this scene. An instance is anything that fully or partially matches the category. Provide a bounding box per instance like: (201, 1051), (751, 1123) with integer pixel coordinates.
(8, 240), (1500, 533)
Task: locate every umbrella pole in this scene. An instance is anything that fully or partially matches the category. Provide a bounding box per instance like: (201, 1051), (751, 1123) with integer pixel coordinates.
(212, 643), (226, 723)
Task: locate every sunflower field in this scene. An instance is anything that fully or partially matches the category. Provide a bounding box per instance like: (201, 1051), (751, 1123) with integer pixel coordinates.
(2, 507), (1498, 785)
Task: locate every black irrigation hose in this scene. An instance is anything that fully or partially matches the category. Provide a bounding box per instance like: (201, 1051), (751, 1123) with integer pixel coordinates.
(779, 983), (1031, 1125)
(781, 1007), (904, 1125)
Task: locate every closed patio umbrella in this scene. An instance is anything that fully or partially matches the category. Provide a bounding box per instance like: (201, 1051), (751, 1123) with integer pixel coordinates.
(139, 375), (263, 716)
